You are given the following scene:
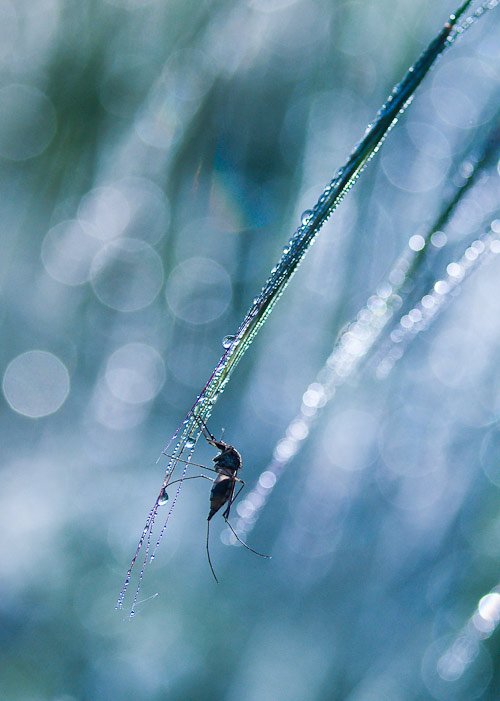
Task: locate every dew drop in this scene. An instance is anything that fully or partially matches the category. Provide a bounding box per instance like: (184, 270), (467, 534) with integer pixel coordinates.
(185, 437), (195, 449)
(222, 335), (236, 349)
(158, 488), (169, 506)
(301, 209), (314, 226)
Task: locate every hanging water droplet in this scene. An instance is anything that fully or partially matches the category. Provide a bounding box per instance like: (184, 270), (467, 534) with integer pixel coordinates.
(185, 437), (195, 449)
(301, 209), (313, 226)
(222, 335), (236, 349)
(158, 488), (169, 505)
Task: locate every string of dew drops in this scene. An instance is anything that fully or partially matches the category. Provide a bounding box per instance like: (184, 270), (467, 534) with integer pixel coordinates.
(226, 216), (500, 544)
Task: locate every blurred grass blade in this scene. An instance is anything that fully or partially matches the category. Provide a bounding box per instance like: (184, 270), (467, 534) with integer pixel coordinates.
(229, 215), (500, 541)
(224, 131), (499, 541)
(374, 215), (500, 377)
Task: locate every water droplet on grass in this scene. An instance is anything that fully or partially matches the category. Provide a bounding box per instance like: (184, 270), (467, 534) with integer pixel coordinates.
(301, 209), (313, 225)
(158, 488), (169, 505)
(222, 335), (236, 349)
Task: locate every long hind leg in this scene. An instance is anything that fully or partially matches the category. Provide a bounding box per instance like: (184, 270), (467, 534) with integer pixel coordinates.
(222, 481), (271, 559)
(222, 481), (245, 519)
(224, 518), (271, 559)
(206, 519), (219, 583)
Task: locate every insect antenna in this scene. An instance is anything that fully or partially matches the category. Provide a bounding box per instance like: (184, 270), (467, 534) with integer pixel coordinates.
(224, 519), (271, 559)
(206, 520), (219, 583)
(162, 452), (218, 473)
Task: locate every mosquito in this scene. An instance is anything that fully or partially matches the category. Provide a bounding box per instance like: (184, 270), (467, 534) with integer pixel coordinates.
(161, 415), (271, 582)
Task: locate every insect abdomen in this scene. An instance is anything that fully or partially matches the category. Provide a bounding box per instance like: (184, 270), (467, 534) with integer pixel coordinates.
(208, 477), (232, 520)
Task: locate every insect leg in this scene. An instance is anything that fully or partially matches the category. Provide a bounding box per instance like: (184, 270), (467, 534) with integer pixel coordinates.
(222, 481), (271, 559)
(164, 475), (214, 488)
(206, 520), (219, 584)
(222, 480), (245, 520)
(224, 518), (271, 559)
(162, 453), (218, 474)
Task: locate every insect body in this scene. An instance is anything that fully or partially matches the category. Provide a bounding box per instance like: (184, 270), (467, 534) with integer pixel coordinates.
(163, 418), (270, 582)
(208, 439), (243, 520)
(117, 417), (270, 615)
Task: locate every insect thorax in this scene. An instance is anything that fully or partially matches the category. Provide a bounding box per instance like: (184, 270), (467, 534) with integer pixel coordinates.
(213, 446), (242, 472)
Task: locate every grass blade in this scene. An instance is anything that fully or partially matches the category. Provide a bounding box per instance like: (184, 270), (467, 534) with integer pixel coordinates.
(182, 1), (495, 427)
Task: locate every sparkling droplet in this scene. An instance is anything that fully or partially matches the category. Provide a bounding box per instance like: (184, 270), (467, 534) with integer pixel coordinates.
(185, 437), (195, 449)
(158, 488), (169, 505)
(222, 335), (236, 349)
(301, 209), (313, 226)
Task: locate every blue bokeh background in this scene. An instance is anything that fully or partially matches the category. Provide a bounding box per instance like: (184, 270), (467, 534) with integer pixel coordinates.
(1, 1), (499, 699)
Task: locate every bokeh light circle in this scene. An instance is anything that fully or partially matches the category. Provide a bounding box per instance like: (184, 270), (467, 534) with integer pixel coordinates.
(135, 107), (183, 150)
(2, 351), (70, 418)
(91, 382), (149, 430)
(90, 238), (164, 312)
(78, 186), (131, 241)
(41, 219), (102, 286)
(105, 343), (165, 404)
(165, 257), (232, 324)
(382, 149), (449, 193)
(0, 84), (56, 161)
(116, 177), (171, 245)
(421, 634), (492, 700)
(432, 57), (497, 129)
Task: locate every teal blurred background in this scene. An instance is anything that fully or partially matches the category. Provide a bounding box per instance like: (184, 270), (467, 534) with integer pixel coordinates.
(1, 1), (499, 699)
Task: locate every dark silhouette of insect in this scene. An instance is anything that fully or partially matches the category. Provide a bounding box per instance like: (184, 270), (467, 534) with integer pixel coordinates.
(162, 416), (270, 582)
